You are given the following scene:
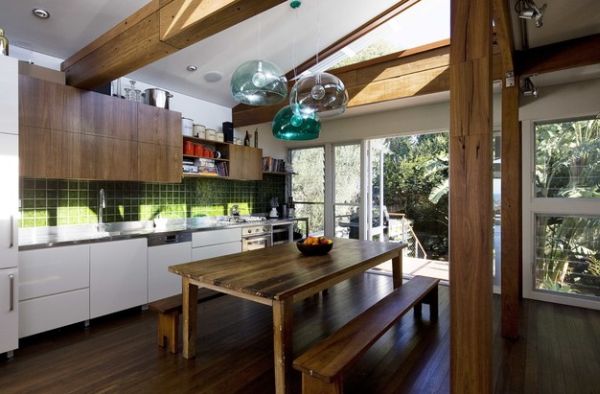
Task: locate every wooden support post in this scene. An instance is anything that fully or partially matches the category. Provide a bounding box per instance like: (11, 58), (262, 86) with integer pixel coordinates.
(501, 79), (522, 339)
(273, 298), (293, 394)
(182, 277), (198, 359)
(449, 0), (493, 392)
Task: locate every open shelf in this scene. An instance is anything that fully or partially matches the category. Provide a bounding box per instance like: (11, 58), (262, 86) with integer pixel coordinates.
(183, 135), (232, 146)
(263, 171), (295, 176)
(182, 173), (228, 179)
(183, 154), (229, 161)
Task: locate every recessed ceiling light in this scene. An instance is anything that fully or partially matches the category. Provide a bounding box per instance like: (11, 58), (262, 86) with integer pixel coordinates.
(32, 8), (50, 19)
(186, 65), (198, 72)
(204, 71), (223, 83)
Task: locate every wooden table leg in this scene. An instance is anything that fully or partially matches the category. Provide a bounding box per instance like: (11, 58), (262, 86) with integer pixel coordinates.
(182, 277), (198, 359)
(273, 298), (293, 394)
(392, 251), (403, 289)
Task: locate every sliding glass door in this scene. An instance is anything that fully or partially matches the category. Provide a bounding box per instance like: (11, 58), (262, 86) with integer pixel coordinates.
(333, 144), (361, 239)
(290, 147), (325, 236)
(367, 140), (386, 241)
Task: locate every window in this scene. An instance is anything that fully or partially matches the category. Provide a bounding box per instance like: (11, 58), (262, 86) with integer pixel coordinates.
(290, 147), (325, 235)
(524, 115), (600, 308)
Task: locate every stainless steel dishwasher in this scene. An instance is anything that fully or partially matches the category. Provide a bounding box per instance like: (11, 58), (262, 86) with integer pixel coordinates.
(147, 232), (192, 302)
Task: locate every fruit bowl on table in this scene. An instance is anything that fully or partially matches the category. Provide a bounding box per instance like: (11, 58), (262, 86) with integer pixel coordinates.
(296, 237), (334, 256)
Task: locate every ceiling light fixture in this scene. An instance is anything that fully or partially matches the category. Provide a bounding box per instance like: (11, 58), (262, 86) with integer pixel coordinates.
(186, 65), (198, 72)
(522, 77), (538, 98)
(32, 8), (50, 19)
(515, 0), (546, 28)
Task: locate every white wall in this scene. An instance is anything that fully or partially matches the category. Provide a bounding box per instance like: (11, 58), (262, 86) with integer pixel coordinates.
(9, 46), (232, 131)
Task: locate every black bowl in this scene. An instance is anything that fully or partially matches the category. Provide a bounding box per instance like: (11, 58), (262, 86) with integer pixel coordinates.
(296, 239), (333, 256)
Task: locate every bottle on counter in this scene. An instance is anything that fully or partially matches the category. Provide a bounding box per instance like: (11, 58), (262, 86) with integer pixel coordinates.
(244, 130), (251, 146)
(254, 129), (259, 148)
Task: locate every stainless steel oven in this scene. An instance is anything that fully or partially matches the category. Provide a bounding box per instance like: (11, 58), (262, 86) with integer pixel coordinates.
(241, 225), (271, 251)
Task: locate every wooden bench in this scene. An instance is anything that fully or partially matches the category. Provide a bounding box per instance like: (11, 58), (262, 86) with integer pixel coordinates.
(149, 288), (223, 354)
(293, 275), (440, 394)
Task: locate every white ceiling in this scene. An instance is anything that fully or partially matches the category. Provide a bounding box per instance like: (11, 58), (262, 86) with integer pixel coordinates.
(0, 0), (148, 58)
(128, 0), (403, 107)
(0, 0), (599, 111)
(512, 0), (600, 49)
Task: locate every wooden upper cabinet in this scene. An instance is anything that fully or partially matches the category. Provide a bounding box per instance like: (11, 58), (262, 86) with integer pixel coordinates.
(19, 75), (181, 183)
(19, 126), (71, 179)
(19, 76), (81, 133)
(80, 91), (137, 140)
(229, 145), (263, 181)
(138, 143), (181, 183)
(137, 104), (181, 147)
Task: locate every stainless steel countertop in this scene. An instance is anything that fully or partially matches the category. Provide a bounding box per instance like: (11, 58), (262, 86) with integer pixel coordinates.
(18, 217), (300, 251)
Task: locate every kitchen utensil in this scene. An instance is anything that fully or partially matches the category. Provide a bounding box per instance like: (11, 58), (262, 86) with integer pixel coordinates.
(182, 118), (194, 136)
(142, 88), (173, 109)
(193, 124), (206, 139)
(184, 141), (194, 155)
(206, 129), (216, 140)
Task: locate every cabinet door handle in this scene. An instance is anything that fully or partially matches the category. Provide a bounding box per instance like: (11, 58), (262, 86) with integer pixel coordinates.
(8, 274), (15, 312)
(9, 215), (14, 248)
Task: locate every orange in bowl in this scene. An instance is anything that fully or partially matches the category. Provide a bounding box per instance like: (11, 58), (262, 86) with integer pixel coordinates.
(296, 236), (333, 256)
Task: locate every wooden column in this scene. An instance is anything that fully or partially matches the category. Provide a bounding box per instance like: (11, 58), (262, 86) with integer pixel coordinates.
(449, 0), (493, 392)
(501, 80), (522, 339)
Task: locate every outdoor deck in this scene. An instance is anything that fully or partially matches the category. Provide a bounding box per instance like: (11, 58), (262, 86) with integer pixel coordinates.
(373, 257), (449, 281)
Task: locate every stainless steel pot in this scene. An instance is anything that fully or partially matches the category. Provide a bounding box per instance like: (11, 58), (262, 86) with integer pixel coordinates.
(142, 88), (173, 109)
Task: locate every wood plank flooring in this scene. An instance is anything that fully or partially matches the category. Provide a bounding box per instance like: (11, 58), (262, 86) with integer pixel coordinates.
(1, 273), (599, 393)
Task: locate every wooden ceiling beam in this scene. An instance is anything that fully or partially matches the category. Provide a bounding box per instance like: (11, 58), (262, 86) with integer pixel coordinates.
(515, 33), (600, 76)
(233, 41), (504, 127)
(61, 0), (285, 89)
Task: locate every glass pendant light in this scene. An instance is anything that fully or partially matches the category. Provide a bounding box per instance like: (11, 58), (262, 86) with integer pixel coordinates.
(290, 71), (349, 117)
(272, 105), (321, 141)
(230, 60), (288, 106)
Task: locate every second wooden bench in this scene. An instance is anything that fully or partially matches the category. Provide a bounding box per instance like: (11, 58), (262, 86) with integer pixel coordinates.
(149, 288), (224, 354)
(293, 275), (440, 394)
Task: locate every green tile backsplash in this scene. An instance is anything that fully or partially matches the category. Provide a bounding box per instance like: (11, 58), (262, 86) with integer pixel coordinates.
(19, 176), (286, 228)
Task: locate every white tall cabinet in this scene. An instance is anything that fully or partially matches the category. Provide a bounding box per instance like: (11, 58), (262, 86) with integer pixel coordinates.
(0, 55), (19, 355)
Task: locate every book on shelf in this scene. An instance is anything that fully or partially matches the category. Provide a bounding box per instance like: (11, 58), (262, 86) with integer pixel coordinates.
(262, 156), (289, 173)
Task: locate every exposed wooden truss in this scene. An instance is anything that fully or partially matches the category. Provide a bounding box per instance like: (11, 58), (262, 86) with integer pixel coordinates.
(61, 0), (286, 89)
(233, 40), (503, 126)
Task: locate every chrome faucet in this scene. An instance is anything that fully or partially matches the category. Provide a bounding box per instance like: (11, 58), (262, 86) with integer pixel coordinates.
(98, 188), (106, 231)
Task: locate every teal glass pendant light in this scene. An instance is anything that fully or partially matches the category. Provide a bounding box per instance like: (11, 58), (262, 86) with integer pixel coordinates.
(272, 105), (321, 140)
(289, 0), (302, 8)
(290, 72), (349, 118)
(230, 60), (288, 106)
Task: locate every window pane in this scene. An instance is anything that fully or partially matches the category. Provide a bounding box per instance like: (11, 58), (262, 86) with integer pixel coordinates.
(291, 147), (325, 203)
(335, 145), (361, 204)
(296, 203), (324, 236)
(535, 215), (600, 299)
(534, 117), (600, 198)
(335, 205), (359, 239)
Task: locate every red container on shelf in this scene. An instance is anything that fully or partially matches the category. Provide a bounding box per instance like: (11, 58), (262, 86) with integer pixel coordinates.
(194, 144), (203, 157)
(205, 148), (213, 158)
(184, 141), (194, 155)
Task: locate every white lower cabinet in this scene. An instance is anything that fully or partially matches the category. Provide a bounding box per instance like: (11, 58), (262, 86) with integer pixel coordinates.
(18, 245), (89, 338)
(192, 241), (242, 261)
(90, 239), (147, 319)
(148, 242), (192, 302)
(0, 268), (18, 353)
(19, 289), (89, 338)
(19, 245), (89, 300)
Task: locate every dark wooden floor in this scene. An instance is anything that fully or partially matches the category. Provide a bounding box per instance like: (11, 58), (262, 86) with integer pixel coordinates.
(1, 273), (600, 393)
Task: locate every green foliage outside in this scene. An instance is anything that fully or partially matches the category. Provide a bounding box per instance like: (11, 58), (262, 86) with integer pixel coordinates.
(382, 133), (449, 260)
(534, 116), (600, 297)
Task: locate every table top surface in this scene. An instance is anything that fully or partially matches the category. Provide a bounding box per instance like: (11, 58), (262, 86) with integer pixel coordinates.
(169, 238), (405, 301)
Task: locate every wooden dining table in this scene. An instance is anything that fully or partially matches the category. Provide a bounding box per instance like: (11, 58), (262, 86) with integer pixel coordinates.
(169, 238), (406, 394)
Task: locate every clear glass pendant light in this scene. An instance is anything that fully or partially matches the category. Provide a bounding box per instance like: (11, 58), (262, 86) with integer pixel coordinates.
(272, 105), (321, 140)
(230, 60), (288, 106)
(290, 71), (349, 117)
